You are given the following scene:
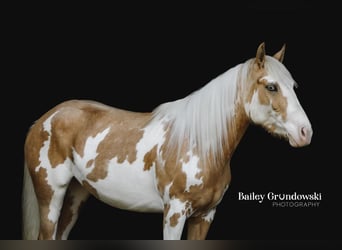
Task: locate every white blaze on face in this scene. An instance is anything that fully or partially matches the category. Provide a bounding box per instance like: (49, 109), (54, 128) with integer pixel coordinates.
(280, 83), (313, 147)
(262, 75), (312, 147)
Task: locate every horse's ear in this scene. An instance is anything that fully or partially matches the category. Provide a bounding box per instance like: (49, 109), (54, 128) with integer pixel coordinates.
(273, 44), (286, 63)
(255, 42), (266, 69)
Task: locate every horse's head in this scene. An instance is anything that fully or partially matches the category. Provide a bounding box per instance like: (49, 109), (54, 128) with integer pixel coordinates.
(244, 42), (312, 147)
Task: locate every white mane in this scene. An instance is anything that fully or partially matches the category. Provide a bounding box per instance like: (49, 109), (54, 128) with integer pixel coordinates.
(152, 56), (294, 164)
(152, 60), (253, 163)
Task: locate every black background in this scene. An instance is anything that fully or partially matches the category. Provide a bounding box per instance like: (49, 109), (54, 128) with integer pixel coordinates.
(3, 3), (341, 240)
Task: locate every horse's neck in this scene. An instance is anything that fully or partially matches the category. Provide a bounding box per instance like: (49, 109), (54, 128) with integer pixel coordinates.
(223, 61), (253, 162)
(199, 77), (250, 169)
(154, 62), (251, 168)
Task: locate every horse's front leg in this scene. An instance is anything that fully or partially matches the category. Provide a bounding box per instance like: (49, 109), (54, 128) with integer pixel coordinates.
(163, 199), (188, 240)
(187, 208), (216, 240)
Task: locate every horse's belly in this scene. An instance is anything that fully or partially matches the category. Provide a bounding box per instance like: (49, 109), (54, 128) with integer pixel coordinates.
(74, 159), (164, 213)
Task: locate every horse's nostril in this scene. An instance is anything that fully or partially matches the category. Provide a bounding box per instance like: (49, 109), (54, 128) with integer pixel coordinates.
(301, 127), (307, 137)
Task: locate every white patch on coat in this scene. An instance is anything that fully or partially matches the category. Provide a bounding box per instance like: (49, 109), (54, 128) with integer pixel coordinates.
(163, 198), (188, 240)
(72, 127), (110, 181)
(35, 112), (73, 236)
(163, 182), (173, 203)
(35, 112), (59, 173)
(45, 159), (72, 223)
(73, 118), (168, 212)
(181, 151), (203, 192)
(203, 208), (216, 223)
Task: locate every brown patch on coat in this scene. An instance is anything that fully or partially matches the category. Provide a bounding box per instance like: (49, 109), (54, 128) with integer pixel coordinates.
(187, 215), (212, 240)
(256, 79), (271, 106)
(48, 121), (74, 168)
(56, 188), (74, 240)
(156, 126), (232, 217)
(56, 179), (89, 239)
(47, 107), (86, 168)
(170, 213), (181, 227)
(156, 126), (188, 197)
(25, 101), (88, 170)
(245, 63), (267, 105)
(38, 216), (56, 240)
(26, 99), (151, 182)
(143, 145), (158, 171)
(256, 78), (288, 121)
(32, 167), (55, 240)
(86, 124), (145, 181)
(86, 159), (94, 168)
(24, 124), (49, 173)
(271, 90), (288, 121)
(71, 104), (151, 182)
(32, 167), (54, 206)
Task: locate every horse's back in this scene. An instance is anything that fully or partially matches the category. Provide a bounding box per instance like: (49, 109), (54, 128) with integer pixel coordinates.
(25, 99), (152, 163)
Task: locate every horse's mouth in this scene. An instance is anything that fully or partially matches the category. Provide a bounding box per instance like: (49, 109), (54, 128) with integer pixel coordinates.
(287, 134), (300, 147)
(287, 133), (311, 148)
(265, 126), (310, 148)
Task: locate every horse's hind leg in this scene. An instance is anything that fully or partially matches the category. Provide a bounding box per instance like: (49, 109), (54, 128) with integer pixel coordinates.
(56, 178), (89, 240)
(31, 165), (73, 240)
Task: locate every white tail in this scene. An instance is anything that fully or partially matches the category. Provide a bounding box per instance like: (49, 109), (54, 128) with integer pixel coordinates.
(22, 163), (40, 240)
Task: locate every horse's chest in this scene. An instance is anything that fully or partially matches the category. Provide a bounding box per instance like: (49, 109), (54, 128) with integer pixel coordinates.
(157, 155), (231, 214)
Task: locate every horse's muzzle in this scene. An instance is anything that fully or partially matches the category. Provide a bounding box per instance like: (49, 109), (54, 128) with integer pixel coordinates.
(288, 125), (313, 147)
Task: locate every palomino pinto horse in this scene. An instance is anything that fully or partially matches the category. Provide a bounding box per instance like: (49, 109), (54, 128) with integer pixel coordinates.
(23, 43), (312, 240)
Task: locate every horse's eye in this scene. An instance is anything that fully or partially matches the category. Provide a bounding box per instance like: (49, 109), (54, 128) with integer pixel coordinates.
(265, 84), (278, 92)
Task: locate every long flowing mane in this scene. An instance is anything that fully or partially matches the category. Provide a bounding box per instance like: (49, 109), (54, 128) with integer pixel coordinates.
(152, 59), (253, 163)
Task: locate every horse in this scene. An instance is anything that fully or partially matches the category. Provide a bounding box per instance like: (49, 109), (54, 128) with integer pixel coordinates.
(22, 42), (312, 240)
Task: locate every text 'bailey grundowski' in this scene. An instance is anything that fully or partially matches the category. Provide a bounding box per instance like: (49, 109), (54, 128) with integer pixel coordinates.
(238, 191), (322, 207)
